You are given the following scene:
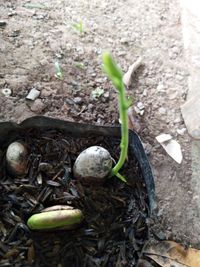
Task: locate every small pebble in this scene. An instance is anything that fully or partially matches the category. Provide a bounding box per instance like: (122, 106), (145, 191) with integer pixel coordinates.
(191, 129), (200, 139)
(8, 11), (17, 17)
(103, 91), (110, 98)
(120, 37), (129, 44)
(10, 30), (20, 37)
(156, 83), (165, 92)
(0, 21), (7, 28)
(26, 88), (40, 100)
(134, 106), (141, 114)
(55, 53), (63, 59)
(95, 78), (105, 84)
(171, 46), (179, 54)
(73, 97), (83, 105)
(41, 88), (56, 97)
(177, 128), (186, 135)
(34, 14), (46, 20)
(117, 51), (126, 56)
(143, 89), (147, 96)
(142, 142), (152, 155)
(176, 74), (184, 81)
(87, 104), (94, 110)
(1, 88), (12, 97)
(168, 91), (178, 100)
(158, 107), (166, 115)
(174, 117), (181, 123)
(137, 101), (144, 110)
(30, 99), (45, 113)
(76, 46), (84, 55)
(39, 162), (53, 172)
(155, 231), (166, 241)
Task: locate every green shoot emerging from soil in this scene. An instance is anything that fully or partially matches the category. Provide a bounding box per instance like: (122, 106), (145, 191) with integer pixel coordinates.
(54, 62), (63, 80)
(72, 21), (83, 35)
(102, 52), (132, 182)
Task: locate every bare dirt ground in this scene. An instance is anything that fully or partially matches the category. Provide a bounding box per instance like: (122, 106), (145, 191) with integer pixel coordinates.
(0, 0), (199, 247)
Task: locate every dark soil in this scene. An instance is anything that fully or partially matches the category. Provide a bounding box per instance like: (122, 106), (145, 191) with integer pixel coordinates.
(0, 129), (149, 267)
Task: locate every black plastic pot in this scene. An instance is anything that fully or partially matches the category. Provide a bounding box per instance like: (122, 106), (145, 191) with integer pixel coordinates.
(0, 116), (156, 214)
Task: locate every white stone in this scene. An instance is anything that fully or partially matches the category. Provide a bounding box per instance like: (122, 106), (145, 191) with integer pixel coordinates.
(156, 83), (165, 92)
(26, 88), (40, 100)
(156, 134), (172, 143)
(137, 101), (144, 110)
(158, 107), (167, 115)
(177, 128), (187, 135)
(143, 89), (148, 96)
(1, 88), (12, 97)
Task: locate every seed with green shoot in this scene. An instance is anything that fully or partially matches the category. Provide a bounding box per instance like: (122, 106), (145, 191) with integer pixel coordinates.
(73, 146), (113, 184)
(102, 52), (132, 182)
(27, 205), (83, 230)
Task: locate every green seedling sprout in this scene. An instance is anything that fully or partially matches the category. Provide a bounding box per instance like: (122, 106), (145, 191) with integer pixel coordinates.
(72, 21), (83, 35)
(54, 62), (63, 80)
(102, 52), (132, 182)
(74, 61), (85, 70)
(27, 54), (130, 230)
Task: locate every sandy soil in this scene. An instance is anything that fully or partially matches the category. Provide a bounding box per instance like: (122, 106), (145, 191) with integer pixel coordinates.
(0, 0), (199, 246)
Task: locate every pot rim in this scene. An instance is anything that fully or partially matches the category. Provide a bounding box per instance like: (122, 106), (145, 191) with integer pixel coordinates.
(0, 115), (157, 215)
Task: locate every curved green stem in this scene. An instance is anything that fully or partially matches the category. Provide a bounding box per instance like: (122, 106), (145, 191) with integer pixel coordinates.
(111, 83), (128, 181)
(102, 52), (131, 182)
